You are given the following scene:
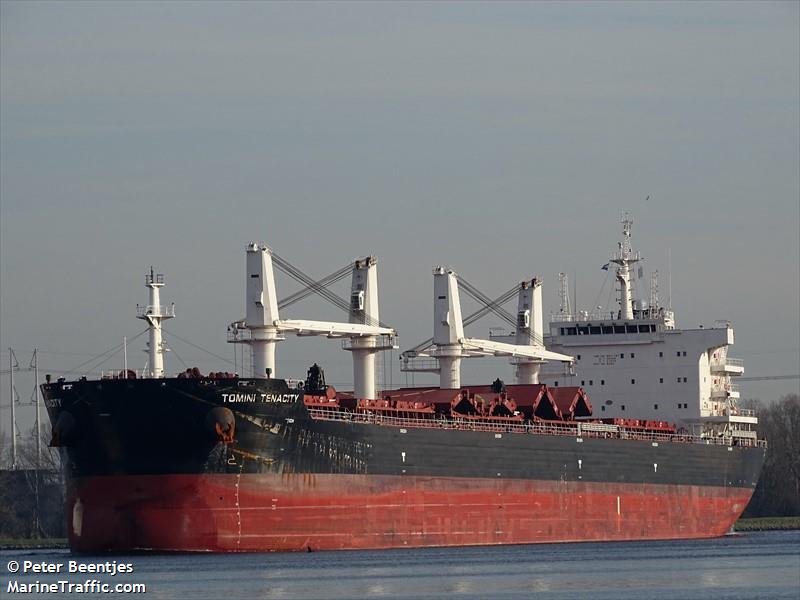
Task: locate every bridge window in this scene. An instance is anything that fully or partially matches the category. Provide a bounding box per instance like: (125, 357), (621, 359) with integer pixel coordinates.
(567, 327), (577, 335)
(578, 326), (589, 335)
(614, 325), (626, 334)
(626, 325), (638, 333)
(590, 326), (601, 334)
(602, 326), (613, 334)
(638, 325), (651, 333)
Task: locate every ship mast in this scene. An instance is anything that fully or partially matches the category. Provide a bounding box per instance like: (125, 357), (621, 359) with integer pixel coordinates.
(609, 213), (641, 320)
(136, 268), (174, 378)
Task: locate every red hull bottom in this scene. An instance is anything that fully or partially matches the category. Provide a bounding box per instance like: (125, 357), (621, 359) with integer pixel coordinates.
(67, 474), (753, 553)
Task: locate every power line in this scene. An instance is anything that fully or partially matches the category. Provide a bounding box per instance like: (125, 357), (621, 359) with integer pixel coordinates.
(162, 328), (236, 367)
(738, 375), (799, 382)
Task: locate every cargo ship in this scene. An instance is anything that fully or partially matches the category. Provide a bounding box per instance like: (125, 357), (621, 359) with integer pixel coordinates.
(42, 217), (765, 553)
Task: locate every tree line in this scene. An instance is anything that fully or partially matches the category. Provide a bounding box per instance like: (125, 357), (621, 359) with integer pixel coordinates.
(743, 394), (800, 517)
(0, 426), (64, 538)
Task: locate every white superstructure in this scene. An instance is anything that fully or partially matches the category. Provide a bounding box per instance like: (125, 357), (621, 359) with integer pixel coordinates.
(534, 214), (754, 441)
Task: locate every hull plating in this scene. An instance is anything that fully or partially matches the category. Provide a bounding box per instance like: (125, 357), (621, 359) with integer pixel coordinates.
(67, 473), (753, 553)
(43, 378), (763, 553)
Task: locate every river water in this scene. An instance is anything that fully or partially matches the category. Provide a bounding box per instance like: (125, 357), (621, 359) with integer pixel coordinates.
(2, 530), (798, 599)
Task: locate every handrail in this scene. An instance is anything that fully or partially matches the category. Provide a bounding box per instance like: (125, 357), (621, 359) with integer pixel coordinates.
(136, 304), (175, 318)
(305, 409), (767, 448)
(711, 383), (740, 395)
(710, 357), (744, 368)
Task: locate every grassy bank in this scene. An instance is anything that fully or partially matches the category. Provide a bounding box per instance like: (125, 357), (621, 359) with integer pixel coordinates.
(735, 516), (800, 531)
(0, 538), (68, 550)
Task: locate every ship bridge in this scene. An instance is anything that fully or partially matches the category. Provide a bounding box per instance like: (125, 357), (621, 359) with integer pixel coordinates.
(491, 214), (750, 442)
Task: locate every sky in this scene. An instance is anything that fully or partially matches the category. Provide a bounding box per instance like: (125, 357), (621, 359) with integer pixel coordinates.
(1, 1), (798, 441)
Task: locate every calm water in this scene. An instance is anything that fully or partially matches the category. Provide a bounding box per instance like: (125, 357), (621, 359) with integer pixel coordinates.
(3, 531), (799, 599)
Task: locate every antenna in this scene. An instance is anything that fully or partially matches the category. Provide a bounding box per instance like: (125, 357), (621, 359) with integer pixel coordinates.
(649, 270), (659, 311)
(558, 273), (571, 315)
(573, 270), (577, 316)
(668, 248), (672, 310)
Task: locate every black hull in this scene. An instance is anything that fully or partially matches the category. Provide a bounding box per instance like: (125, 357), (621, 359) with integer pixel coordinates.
(42, 377), (763, 486)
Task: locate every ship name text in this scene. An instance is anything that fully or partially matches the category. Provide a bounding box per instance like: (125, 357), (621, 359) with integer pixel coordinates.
(221, 393), (299, 404)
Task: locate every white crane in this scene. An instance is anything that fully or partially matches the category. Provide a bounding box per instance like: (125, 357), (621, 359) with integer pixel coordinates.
(232, 244), (395, 399)
(427, 267), (573, 389)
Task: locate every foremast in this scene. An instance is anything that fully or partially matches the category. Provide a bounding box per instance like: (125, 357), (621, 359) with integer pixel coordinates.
(136, 268), (174, 378)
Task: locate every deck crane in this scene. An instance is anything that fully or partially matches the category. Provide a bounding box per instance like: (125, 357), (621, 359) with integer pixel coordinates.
(401, 267), (573, 389)
(227, 244), (396, 400)
(400, 283), (519, 368)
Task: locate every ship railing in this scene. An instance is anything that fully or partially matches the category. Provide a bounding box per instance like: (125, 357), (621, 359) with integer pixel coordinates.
(101, 369), (146, 379)
(551, 312), (613, 323)
(731, 407), (755, 417)
(710, 383), (740, 396)
(399, 357), (441, 372)
(710, 357), (744, 369)
(305, 409), (767, 448)
(136, 304), (175, 318)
